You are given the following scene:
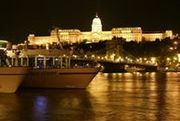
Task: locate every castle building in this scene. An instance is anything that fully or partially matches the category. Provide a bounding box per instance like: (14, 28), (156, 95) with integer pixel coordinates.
(28, 14), (174, 45)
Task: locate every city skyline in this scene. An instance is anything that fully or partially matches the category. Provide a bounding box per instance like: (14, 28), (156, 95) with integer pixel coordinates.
(0, 0), (180, 43)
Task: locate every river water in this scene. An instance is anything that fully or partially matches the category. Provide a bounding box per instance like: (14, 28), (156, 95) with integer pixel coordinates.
(0, 72), (180, 121)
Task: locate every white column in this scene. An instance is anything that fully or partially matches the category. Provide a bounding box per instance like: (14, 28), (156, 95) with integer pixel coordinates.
(35, 57), (38, 67)
(68, 57), (71, 68)
(15, 57), (18, 66)
(26, 57), (29, 66)
(60, 57), (62, 68)
(52, 57), (55, 66)
(21, 57), (23, 66)
(11, 58), (14, 66)
(65, 57), (68, 68)
(43, 57), (46, 68)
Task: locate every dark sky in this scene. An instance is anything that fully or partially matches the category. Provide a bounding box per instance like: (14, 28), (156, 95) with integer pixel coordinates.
(0, 0), (180, 43)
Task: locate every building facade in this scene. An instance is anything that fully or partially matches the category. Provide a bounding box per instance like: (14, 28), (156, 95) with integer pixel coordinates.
(28, 14), (174, 45)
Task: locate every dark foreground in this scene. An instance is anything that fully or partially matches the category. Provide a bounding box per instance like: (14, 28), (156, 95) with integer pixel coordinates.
(0, 72), (179, 121)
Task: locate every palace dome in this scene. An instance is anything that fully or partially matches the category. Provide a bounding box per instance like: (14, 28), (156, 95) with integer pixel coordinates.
(92, 16), (102, 25)
(91, 13), (102, 32)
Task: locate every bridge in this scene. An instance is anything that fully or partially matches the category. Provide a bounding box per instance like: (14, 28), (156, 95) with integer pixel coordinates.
(72, 39), (158, 72)
(71, 55), (157, 72)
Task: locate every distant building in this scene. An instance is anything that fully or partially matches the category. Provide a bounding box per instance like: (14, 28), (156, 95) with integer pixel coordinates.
(28, 14), (174, 45)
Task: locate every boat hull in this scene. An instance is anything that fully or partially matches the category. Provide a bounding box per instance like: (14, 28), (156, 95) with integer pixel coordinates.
(22, 67), (100, 89)
(0, 67), (28, 93)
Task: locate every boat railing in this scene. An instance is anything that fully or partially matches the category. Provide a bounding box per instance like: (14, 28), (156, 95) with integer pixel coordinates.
(6, 56), (98, 69)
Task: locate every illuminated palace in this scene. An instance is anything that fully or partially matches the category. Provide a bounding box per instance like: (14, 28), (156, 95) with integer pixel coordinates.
(28, 14), (174, 45)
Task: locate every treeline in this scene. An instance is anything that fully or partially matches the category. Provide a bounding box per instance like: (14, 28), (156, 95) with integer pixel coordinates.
(123, 38), (177, 57)
(74, 41), (107, 55)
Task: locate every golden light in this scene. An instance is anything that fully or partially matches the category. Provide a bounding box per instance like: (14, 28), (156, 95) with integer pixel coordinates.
(169, 47), (174, 50)
(105, 56), (108, 60)
(151, 57), (156, 64)
(110, 54), (115, 60)
(136, 59), (140, 62)
(166, 57), (170, 61)
(173, 57), (177, 61)
(121, 58), (124, 62)
(91, 54), (95, 58)
(174, 41), (178, 45)
(73, 55), (77, 58)
(177, 54), (180, 62)
(115, 58), (120, 62)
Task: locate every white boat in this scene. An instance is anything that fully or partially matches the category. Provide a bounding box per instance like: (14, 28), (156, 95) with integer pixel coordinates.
(18, 52), (100, 89)
(0, 67), (29, 93)
(14, 43), (100, 89)
(22, 67), (100, 89)
(125, 66), (145, 73)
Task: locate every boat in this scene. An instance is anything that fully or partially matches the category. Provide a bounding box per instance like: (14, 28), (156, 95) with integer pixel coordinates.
(17, 51), (100, 89)
(22, 67), (100, 89)
(11, 40), (100, 89)
(125, 65), (145, 73)
(0, 67), (29, 93)
(19, 56), (100, 89)
(0, 40), (29, 93)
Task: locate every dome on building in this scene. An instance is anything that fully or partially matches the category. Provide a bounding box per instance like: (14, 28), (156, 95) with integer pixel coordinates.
(92, 15), (102, 25)
(91, 13), (102, 32)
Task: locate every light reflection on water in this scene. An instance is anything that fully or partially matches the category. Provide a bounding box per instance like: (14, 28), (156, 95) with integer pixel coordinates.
(0, 72), (179, 121)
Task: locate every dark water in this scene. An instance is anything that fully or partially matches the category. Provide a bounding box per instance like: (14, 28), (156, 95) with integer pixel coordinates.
(0, 72), (180, 121)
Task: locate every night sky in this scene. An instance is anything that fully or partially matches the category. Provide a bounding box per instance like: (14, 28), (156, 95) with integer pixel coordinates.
(0, 0), (180, 43)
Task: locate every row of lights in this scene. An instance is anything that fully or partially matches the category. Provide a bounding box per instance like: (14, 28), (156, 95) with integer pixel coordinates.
(71, 53), (180, 66)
